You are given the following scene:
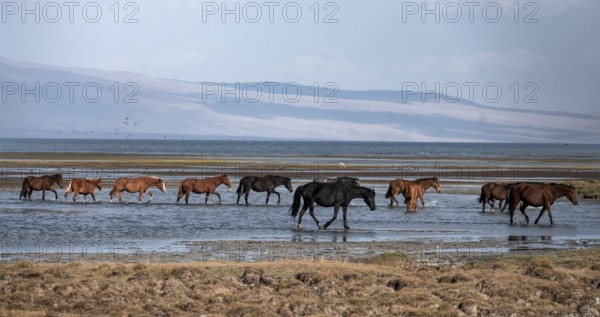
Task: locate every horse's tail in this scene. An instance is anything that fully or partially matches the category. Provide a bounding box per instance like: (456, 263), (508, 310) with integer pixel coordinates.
(290, 185), (304, 217)
(64, 181), (73, 198)
(508, 186), (518, 212)
(384, 183), (393, 199)
(19, 178), (29, 199)
(178, 181), (185, 197)
(478, 186), (485, 203)
(236, 178), (246, 195)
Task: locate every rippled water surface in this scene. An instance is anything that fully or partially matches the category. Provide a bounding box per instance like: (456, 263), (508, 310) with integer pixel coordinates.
(1, 185), (598, 253)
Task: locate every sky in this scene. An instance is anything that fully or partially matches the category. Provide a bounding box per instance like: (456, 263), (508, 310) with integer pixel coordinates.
(1, 0), (599, 114)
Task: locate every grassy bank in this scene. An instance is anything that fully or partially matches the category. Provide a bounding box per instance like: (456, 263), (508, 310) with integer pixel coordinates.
(1, 249), (599, 316)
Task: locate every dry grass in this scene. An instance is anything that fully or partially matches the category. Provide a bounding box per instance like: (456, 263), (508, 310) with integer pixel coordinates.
(1, 250), (599, 316)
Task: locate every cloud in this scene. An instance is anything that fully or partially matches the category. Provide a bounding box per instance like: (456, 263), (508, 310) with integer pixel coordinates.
(406, 49), (546, 76)
(280, 56), (356, 80)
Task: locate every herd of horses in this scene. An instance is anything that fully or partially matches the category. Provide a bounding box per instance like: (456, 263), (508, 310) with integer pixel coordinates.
(18, 173), (578, 228)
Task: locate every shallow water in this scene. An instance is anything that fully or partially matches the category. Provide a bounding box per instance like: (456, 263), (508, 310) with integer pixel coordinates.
(1, 185), (598, 257)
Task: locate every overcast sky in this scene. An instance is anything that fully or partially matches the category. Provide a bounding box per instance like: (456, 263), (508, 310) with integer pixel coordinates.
(1, 0), (599, 113)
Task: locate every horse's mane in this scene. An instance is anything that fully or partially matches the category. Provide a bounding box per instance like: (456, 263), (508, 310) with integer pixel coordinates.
(206, 174), (227, 180)
(415, 177), (437, 181)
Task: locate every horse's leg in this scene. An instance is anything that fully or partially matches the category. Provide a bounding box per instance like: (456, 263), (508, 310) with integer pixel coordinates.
(205, 193), (210, 205)
(212, 192), (222, 204)
(323, 205), (340, 229)
(265, 192), (271, 205)
(274, 190), (281, 204)
(185, 192), (190, 204)
(119, 191), (124, 203)
(244, 191), (250, 205)
(50, 188), (57, 200)
(307, 201), (322, 230)
(488, 199), (496, 212)
(297, 200), (309, 230)
(91, 192), (96, 203)
(546, 204), (554, 225)
(534, 206), (547, 225)
(42, 189), (45, 200)
(83, 194), (87, 204)
(419, 191), (425, 207)
(499, 200), (507, 212)
(73, 191), (78, 203)
(342, 205), (350, 230)
(146, 191), (153, 203)
(519, 204), (530, 224)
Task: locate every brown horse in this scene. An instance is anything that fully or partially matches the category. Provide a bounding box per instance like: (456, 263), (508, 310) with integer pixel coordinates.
(64, 178), (103, 203)
(176, 174), (232, 204)
(19, 174), (63, 200)
(109, 176), (166, 203)
(478, 182), (514, 213)
(508, 182), (578, 225)
(403, 183), (419, 212)
(385, 177), (441, 207)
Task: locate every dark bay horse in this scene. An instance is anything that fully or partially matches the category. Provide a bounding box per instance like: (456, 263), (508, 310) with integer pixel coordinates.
(236, 175), (293, 205)
(312, 177), (360, 186)
(176, 174), (232, 204)
(20, 174), (63, 200)
(290, 182), (376, 230)
(109, 176), (166, 203)
(403, 183), (419, 212)
(478, 182), (514, 213)
(64, 178), (102, 203)
(508, 182), (578, 225)
(385, 177), (441, 207)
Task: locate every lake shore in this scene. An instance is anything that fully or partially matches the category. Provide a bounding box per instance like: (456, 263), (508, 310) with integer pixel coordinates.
(1, 151), (599, 194)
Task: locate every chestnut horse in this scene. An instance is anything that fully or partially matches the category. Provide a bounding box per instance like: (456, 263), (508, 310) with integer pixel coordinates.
(385, 177), (441, 207)
(176, 174), (232, 204)
(508, 182), (578, 225)
(64, 178), (103, 203)
(478, 182), (514, 213)
(109, 176), (166, 203)
(403, 183), (419, 212)
(19, 174), (63, 200)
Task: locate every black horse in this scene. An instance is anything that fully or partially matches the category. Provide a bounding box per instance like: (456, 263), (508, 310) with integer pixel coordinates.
(312, 177), (360, 186)
(290, 182), (376, 230)
(236, 175), (293, 205)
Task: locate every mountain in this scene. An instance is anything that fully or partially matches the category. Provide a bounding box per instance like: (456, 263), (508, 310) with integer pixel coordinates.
(1, 57), (598, 143)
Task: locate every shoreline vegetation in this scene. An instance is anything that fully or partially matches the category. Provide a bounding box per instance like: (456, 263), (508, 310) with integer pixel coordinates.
(1, 249), (599, 316)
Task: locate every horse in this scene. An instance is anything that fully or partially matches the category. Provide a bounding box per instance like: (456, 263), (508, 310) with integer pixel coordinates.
(290, 181), (376, 230)
(176, 174), (232, 204)
(385, 177), (441, 207)
(312, 177), (360, 186)
(64, 178), (102, 203)
(478, 182), (514, 213)
(508, 182), (578, 225)
(109, 176), (166, 203)
(19, 174), (63, 200)
(236, 175), (293, 205)
(403, 183), (419, 212)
